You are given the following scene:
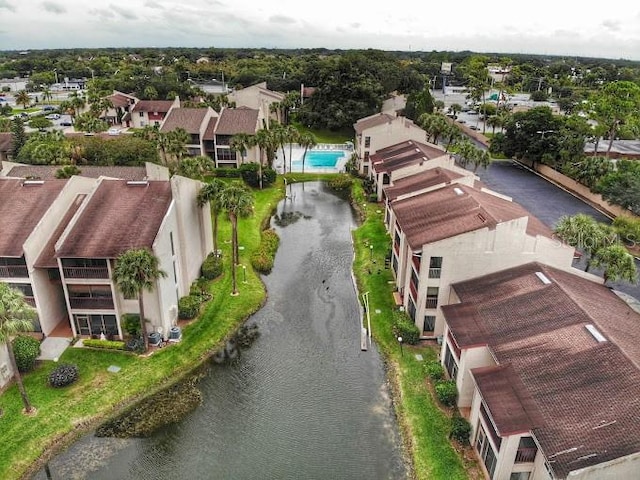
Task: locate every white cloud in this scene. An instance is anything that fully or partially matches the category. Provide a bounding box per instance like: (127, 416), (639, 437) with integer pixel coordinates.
(0, 0), (638, 60)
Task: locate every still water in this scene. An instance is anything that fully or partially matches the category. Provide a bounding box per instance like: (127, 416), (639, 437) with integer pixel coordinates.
(34, 181), (407, 480)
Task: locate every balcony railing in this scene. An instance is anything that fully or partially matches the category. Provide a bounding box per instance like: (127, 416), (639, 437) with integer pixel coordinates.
(63, 267), (109, 279)
(69, 297), (114, 310)
(425, 297), (438, 309)
(412, 255), (421, 271)
(515, 447), (538, 463)
(23, 296), (36, 307)
(428, 268), (441, 279)
(0, 265), (29, 278)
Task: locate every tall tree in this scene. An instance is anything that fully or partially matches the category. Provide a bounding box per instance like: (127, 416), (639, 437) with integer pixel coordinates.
(197, 178), (227, 256)
(590, 244), (638, 284)
(298, 131), (317, 174)
(15, 90), (31, 110)
(218, 183), (254, 296)
(553, 214), (616, 271)
(10, 118), (27, 159)
(0, 283), (37, 414)
(230, 132), (253, 167)
(112, 248), (167, 352)
(590, 81), (640, 158)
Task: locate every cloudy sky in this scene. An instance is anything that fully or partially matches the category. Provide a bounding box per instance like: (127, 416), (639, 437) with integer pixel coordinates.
(1, 0), (640, 60)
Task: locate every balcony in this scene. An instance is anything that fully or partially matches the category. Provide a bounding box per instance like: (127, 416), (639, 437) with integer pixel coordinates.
(23, 296), (36, 307)
(0, 265), (29, 278)
(428, 268), (441, 279)
(515, 447), (538, 463)
(425, 297), (438, 309)
(69, 297), (114, 310)
(63, 267), (109, 279)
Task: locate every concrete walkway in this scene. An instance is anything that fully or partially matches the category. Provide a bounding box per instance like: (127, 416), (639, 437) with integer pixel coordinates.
(37, 336), (72, 361)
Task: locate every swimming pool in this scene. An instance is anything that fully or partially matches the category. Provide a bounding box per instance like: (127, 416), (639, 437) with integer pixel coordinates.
(291, 149), (348, 170)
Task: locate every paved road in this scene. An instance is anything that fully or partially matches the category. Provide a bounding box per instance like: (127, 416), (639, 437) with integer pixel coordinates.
(474, 159), (640, 299)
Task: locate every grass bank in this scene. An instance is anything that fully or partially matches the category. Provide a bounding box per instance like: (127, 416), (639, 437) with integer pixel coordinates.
(291, 120), (353, 144)
(350, 180), (480, 480)
(0, 181), (284, 480)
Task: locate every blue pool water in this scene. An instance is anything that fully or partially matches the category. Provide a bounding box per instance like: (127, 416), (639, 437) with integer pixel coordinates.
(292, 150), (347, 168)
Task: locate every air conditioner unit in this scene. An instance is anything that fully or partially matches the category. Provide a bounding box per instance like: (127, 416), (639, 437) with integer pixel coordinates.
(0, 363), (10, 381)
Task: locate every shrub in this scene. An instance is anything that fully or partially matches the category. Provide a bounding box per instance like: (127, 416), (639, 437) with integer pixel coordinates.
(424, 360), (445, 381)
(251, 229), (280, 274)
(450, 414), (471, 444)
(326, 174), (353, 192)
(435, 380), (458, 407)
(48, 364), (79, 388)
(391, 310), (420, 345)
(211, 167), (242, 178)
(202, 252), (223, 280)
(125, 336), (145, 353)
(239, 163), (276, 187)
(121, 313), (141, 336)
(178, 294), (201, 320)
(12, 335), (41, 372)
(82, 339), (126, 350)
(613, 216), (640, 246)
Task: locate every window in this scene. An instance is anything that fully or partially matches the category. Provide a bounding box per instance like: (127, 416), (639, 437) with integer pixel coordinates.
(429, 256), (443, 278)
(392, 254), (398, 275)
(444, 344), (458, 379)
(364, 136), (371, 148)
(170, 232), (175, 256)
(139, 111), (144, 117)
(364, 151), (370, 160)
(8, 283), (33, 297)
(408, 298), (416, 322)
(426, 287), (439, 309)
(515, 437), (537, 463)
(510, 472), (531, 480)
(476, 425), (498, 479)
(423, 315), (435, 333)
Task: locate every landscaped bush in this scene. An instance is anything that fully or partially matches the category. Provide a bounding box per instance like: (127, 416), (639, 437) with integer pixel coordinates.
(239, 163), (276, 187)
(326, 174), (353, 192)
(178, 294), (201, 320)
(48, 364), (79, 388)
(202, 252), (223, 280)
(121, 313), (141, 337)
(424, 359), (445, 381)
(211, 167), (242, 178)
(450, 414), (471, 444)
(435, 379), (458, 407)
(82, 339), (126, 350)
(12, 335), (41, 372)
(613, 216), (640, 247)
(250, 228), (280, 274)
(391, 310), (420, 345)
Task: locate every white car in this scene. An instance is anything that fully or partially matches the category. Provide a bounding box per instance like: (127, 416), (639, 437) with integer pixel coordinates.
(107, 127), (121, 136)
(45, 113), (60, 120)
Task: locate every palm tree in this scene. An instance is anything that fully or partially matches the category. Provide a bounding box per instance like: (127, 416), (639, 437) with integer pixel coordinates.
(41, 86), (53, 103)
(230, 132), (253, 167)
(553, 214), (616, 271)
(218, 183), (254, 295)
(0, 283), (37, 414)
(298, 131), (317, 174)
(166, 128), (190, 168)
(15, 90), (31, 110)
(197, 178), (227, 255)
(590, 244), (638, 284)
(112, 248), (167, 352)
(285, 125), (299, 174)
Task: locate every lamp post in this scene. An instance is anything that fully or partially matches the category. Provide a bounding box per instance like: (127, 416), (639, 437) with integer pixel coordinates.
(369, 244), (373, 260)
(53, 68), (58, 85)
(242, 265), (247, 284)
(397, 336), (403, 357)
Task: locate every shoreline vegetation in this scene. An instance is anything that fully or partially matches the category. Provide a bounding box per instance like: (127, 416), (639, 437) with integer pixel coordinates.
(2, 174), (478, 480)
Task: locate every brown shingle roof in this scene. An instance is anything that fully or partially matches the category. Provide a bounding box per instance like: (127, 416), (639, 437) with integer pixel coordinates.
(132, 100), (174, 113)
(215, 107), (259, 136)
(383, 167), (463, 202)
(4, 165), (147, 181)
(0, 178), (67, 257)
(446, 262), (640, 478)
(203, 117), (218, 141)
(392, 184), (552, 250)
(0, 132), (12, 152)
(160, 108), (208, 134)
(353, 113), (395, 134)
(56, 179), (172, 258)
(371, 140), (446, 174)
(107, 93), (134, 108)
(34, 193), (86, 268)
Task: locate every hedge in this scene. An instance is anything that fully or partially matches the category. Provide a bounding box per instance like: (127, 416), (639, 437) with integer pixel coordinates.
(178, 294), (201, 320)
(82, 339), (126, 350)
(202, 253), (223, 280)
(12, 335), (41, 372)
(250, 228), (280, 274)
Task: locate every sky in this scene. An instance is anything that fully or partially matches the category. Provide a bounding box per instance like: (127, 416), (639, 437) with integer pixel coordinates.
(1, 0), (640, 61)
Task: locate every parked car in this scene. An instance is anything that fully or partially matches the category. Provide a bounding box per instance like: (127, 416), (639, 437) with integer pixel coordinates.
(107, 127), (121, 136)
(42, 105), (56, 112)
(45, 113), (60, 120)
(60, 120), (72, 126)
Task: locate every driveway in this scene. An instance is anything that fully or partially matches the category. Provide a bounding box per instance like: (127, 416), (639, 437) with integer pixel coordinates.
(474, 159), (640, 299)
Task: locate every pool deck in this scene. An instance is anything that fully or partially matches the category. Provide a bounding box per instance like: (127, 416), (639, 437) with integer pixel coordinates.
(274, 144), (352, 174)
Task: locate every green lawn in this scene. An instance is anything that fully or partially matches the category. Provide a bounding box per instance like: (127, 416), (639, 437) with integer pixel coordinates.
(0, 180), (283, 480)
(291, 120), (353, 144)
(350, 181), (480, 480)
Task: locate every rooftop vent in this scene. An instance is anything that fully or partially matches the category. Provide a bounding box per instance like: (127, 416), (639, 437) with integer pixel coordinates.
(22, 180), (45, 186)
(126, 180), (149, 186)
(585, 324), (607, 343)
(535, 271), (552, 285)
(453, 187), (464, 196)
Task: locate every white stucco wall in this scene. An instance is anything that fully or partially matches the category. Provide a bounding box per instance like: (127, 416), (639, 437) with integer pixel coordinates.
(397, 217), (577, 337)
(0, 344), (13, 389)
(457, 346), (495, 406)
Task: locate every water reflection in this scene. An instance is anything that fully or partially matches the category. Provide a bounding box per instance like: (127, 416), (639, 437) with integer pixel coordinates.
(34, 182), (407, 480)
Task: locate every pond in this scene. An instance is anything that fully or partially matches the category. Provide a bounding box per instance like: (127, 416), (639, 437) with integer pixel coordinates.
(33, 181), (407, 480)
